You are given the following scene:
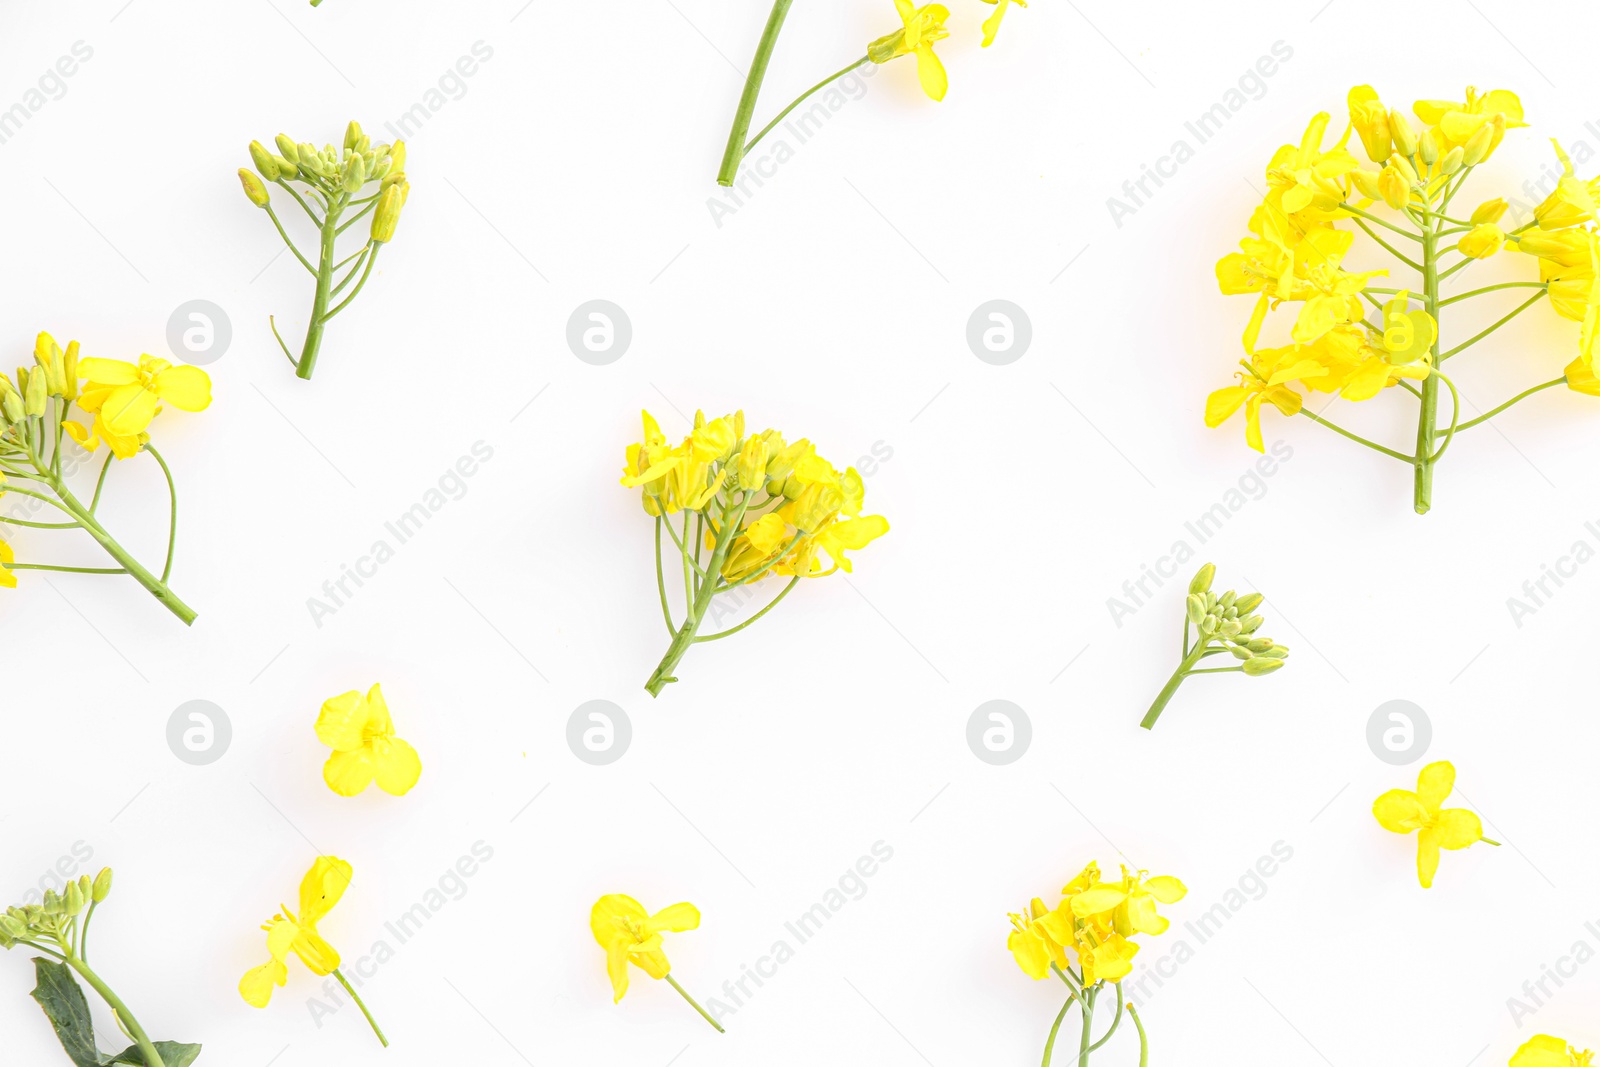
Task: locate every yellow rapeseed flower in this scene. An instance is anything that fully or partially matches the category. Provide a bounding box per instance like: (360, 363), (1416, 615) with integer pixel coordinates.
(240, 857), (352, 1007)
(1373, 761), (1499, 888)
(590, 894), (701, 1002)
(314, 683), (422, 797)
(1413, 86), (1526, 160)
(868, 1), (951, 102)
(76, 355), (211, 439)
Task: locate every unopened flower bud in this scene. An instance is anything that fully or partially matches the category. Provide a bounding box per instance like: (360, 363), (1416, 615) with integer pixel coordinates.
(371, 183), (404, 243)
(1185, 594), (1205, 624)
(1417, 129), (1439, 166)
(1246, 637), (1274, 653)
(1458, 223), (1505, 259)
(1389, 152), (1419, 184)
(238, 168), (270, 208)
(344, 120), (364, 150)
(1233, 592), (1263, 613)
(1188, 563), (1215, 596)
(1349, 169), (1383, 201)
(249, 140), (280, 181)
(342, 153), (366, 192)
(1378, 163), (1410, 210)
(1220, 618), (1243, 638)
(1199, 614), (1219, 635)
(91, 867), (112, 903)
(23, 366), (47, 417)
(64, 880), (84, 916)
(1471, 198), (1509, 225)
(1238, 614), (1263, 635)
(389, 140), (407, 175)
(1389, 110), (1418, 157)
(1461, 121), (1496, 166)
(1259, 645), (1289, 659)
(1242, 657), (1284, 676)
(62, 340), (79, 402)
(1439, 145), (1464, 175)
(275, 134), (299, 163)
(736, 436), (769, 490)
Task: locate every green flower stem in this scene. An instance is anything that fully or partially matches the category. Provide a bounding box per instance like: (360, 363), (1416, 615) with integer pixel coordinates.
(1129, 1003), (1149, 1067)
(1437, 281), (1548, 307)
(1342, 203), (1423, 241)
(323, 244), (381, 320)
(716, 0), (795, 186)
(64, 954), (166, 1067)
(1087, 983), (1124, 1053)
(1413, 203), (1442, 514)
(1295, 409), (1413, 463)
(1438, 291), (1546, 360)
(46, 462), (197, 625)
(664, 973), (725, 1033)
(1040, 994), (1076, 1067)
(1428, 371), (1461, 463)
(9, 564), (127, 574)
(1076, 986), (1098, 1067)
(695, 575), (799, 642)
(743, 56), (871, 155)
(144, 445), (179, 584)
(1457, 377), (1565, 431)
(1352, 218), (1423, 272)
(645, 496), (749, 696)
(653, 518), (676, 636)
(333, 969), (388, 1047)
(295, 196), (344, 379)
(1140, 644), (1206, 730)
(262, 203), (317, 275)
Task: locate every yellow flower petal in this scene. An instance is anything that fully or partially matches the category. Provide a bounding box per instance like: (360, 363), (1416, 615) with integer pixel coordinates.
(98, 384), (159, 437)
(323, 747), (377, 796)
(298, 856), (352, 926)
(151, 364), (212, 412)
(1434, 808), (1484, 850)
(1416, 827), (1442, 889)
(915, 46), (947, 102)
(647, 902), (701, 934)
(1070, 884), (1128, 917)
(370, 736), (422, 796)
(1007, 926), (1050, 979)
(314, 689), (369, 751)
(1142, 876), (1187, 904)
(1415, 760), (1455, 812)
(238, 959), (288, 1008)
(1372, 789), (1425, 833)
(76, 357), (140, 385)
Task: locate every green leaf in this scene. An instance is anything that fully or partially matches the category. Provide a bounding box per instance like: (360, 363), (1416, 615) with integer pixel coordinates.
(105, 1041), (203, 1067)
(28, 957), (102, 1067)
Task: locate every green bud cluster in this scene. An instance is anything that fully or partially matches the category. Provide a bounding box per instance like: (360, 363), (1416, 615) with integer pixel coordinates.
(0, 868), (112, 952)
(243, 122), (409, 243)
(1182, 562), (1288, 677)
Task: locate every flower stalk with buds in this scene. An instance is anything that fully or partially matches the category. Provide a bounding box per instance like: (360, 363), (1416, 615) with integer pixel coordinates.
(2, 868), (200, 1067)
(1140, 564), (1289, 730)
(0, 332), (209, 624)
(1210, 85), (1600, 514)
(621, 409), (889, 696)
(239, 121), (409, 380)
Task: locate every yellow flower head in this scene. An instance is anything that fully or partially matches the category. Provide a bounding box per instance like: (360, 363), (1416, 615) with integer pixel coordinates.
(70, 353), (211, 459)
(1205, 347), (1315, 453)
(1265, 111), (1360, 216)
(314, 683), (422, 797)
(1413, 86), (1526, 161)
(1007, 861), (1183, 988)
(590, 894), (701, 1003)
(979, 0), (1027, 47)
(1373, 761), (1498, 888)
(240, 856), (353, 1007)
(1511, 1035), (1595, 1067)
(868, 1), (951, 102)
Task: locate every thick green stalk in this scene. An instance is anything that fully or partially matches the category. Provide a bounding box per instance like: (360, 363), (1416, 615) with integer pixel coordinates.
(1077, 987), (1098, 1067)
(1140, 644), (1205, 730)
(645, 497), (748, 695)
(1041, 995), (1076, 1067)
(716, 0), (795, 186)
(1413, 208), (1441, 514)
(296, 198), (341, 380)
(64, 955), (165, 1067)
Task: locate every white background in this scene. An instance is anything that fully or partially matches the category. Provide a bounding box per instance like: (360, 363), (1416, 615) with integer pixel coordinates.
(1, 0), (1598, 1064)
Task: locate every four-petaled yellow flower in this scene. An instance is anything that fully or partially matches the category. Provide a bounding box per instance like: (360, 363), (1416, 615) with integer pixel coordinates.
(868, 1), (951, 102)
(1511, 1035), (1595, 1067)
(1373, 760), (1499, 888)
(240, 856), (352, 1007)
(1413, 86), (1525, 160)
(590, 893), (701, 1002)
(315, 683), (423, 797)
(72, 354), (211, 459)
(1205, 347), (1316, 452)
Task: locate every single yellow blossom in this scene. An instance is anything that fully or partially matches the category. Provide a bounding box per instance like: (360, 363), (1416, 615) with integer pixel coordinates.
(868, 1), (951, 102)
(240, 857), (352, 1007)
(76, 355), (211, 439)
(1413, 87), (1526, 159)
(1373, 760), (1499, 888)
(1206, 346), (1321, 452)
(1511, 1035), (1595, 1067)
(1534, 142), (1598, 231)
(590, 894), (701, 1003)
(1348, 85), (1392, 162)
(314, 683), (422, 797)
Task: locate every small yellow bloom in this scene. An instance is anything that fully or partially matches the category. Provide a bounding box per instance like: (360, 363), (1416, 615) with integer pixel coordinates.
(590, 894), (701, 1003)
(1511, 1035), (1595, 1067)
(1413, 87), (1526, 161)
(1347, 85), (1392, 163)
(1205, 347), (1319, 453)
(1373, 761), (1498, 888)
(240, 856), (352, 1007)
(1458, 224), (1506, 259)
(1535, 142), (1598, 231)
(0, 538), (15, 590)
(315, 683), (422, 797)
(868, 1), (951, 102)
(979, 0), (1027, 47)
(76, 355), (211, 439)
